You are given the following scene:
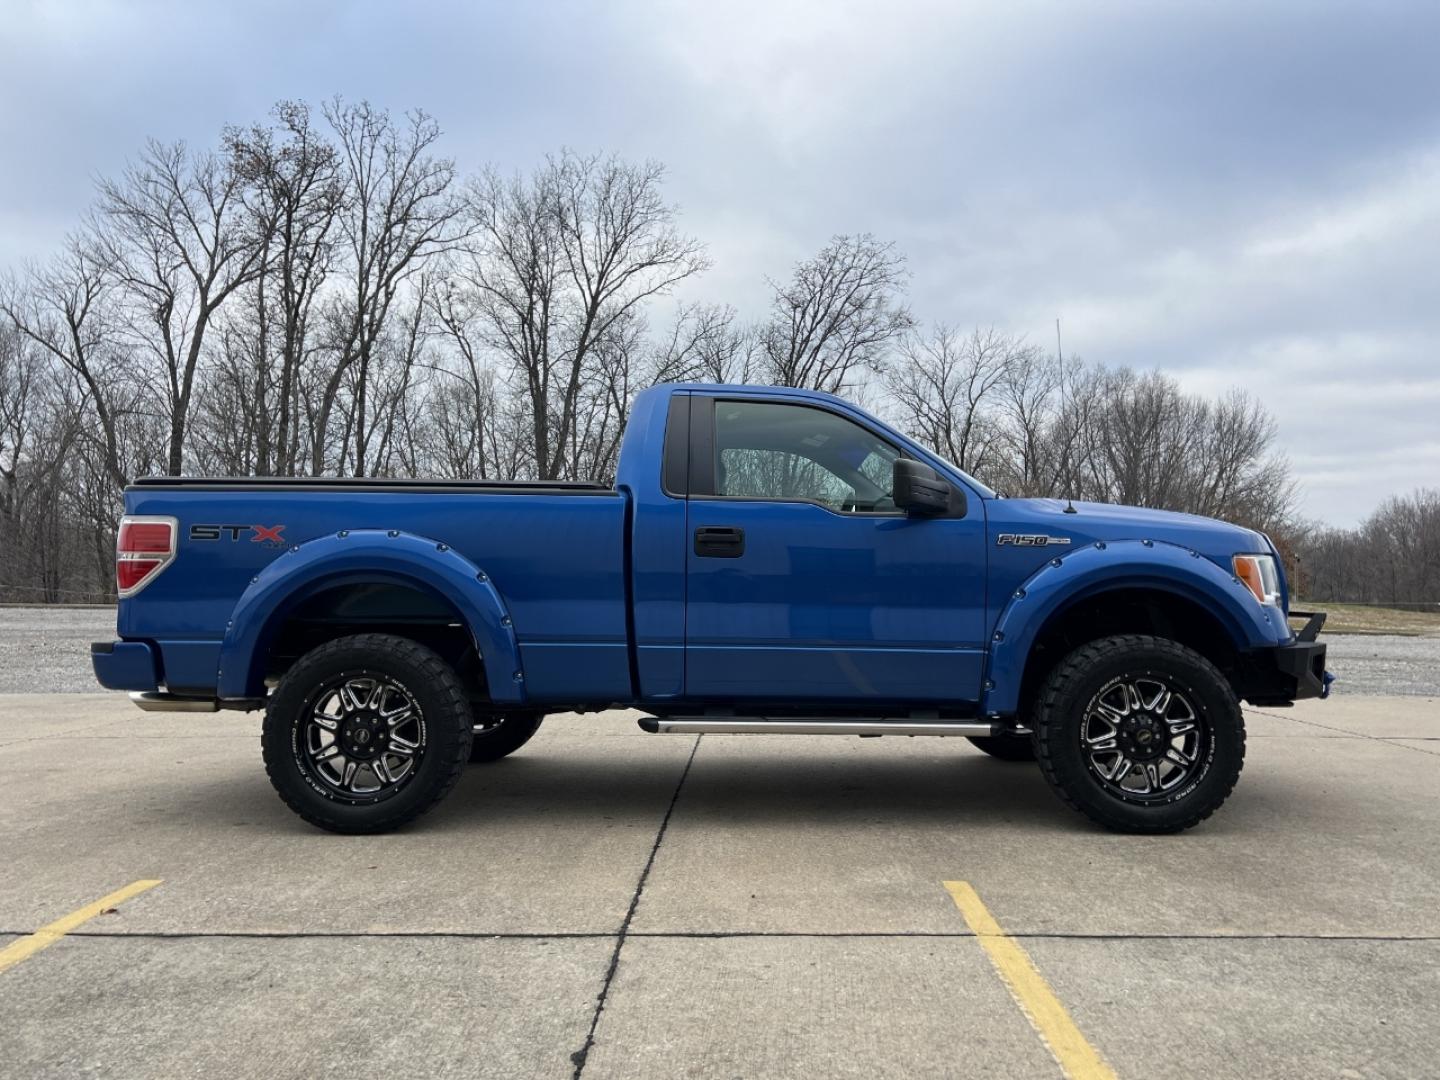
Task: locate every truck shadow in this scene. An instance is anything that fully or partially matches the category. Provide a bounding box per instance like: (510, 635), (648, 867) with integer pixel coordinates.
(433, 749), (1073, 834)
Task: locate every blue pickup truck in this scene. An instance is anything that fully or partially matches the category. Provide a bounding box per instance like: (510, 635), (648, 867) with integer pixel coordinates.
(92, 383), (1329, 834)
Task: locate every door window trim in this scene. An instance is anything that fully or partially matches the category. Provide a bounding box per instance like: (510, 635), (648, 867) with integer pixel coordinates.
(661, 392), (691, 499)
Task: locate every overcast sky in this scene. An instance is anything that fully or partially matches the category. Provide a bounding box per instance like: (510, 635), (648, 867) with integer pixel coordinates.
(2, 0), (1436, 526)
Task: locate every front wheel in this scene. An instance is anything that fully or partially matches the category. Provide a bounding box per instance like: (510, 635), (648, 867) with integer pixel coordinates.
(1033, 634), (1245, 833)
(262, 633), (474, 834)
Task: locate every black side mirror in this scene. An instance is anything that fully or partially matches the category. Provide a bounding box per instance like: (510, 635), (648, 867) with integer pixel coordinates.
(893, 458), (951, 516)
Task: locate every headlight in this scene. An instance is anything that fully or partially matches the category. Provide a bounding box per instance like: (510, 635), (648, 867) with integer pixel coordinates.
(1233, 554), (1282, 607)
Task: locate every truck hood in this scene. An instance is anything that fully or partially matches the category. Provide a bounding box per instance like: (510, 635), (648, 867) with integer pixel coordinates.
(985, 497), (1270, 565)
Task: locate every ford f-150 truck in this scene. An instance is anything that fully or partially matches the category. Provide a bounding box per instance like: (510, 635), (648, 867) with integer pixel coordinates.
(92, 383), (1330, 835)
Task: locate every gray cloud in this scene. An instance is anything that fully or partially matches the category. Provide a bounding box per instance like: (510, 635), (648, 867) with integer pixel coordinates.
(2, 0), (1436, 525)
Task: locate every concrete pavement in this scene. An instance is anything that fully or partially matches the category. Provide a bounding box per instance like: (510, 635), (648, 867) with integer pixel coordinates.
(1, 693), (1437, 1078)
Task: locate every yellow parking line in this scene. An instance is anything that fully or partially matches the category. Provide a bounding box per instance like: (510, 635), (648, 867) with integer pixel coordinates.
(0, 880), (162, 975)
(944, 881), (1118, 1080)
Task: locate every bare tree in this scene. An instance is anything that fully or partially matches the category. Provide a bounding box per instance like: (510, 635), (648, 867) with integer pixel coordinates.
(0, 338), (92, 601)
(0, 325), (35, 517)
(1185, 390), (1294, 525)
(877, 323), (1296, 538)
(991, 346), (1067, 495)
(1297, 489), (1440, 605)
(0, 325), (66, 554)
(759, 234), (912, 393)
(343, 280), (433, 477)
(2, 260), (167, 601)
(458, 151), (707, 479)
(224, 101), (346, 475)
(412, 368), (529, 482)
(650, 302), (756, 385)
(95, 138), (266, 475)
(312, 99), (461, 476)
(3, 241), (128, 489)
(425, 264), (522, 479)
(1079, 370), (1294, 529)
(884, 326), (1034, 476)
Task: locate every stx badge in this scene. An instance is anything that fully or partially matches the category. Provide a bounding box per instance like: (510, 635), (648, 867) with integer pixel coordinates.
(996, 533), (1073, 547)
(190, 524), (287, 548)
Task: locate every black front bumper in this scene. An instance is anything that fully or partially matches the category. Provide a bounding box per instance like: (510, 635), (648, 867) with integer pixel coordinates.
(1270, 638), (1329, 700)
(1238, 610), (1331, 706)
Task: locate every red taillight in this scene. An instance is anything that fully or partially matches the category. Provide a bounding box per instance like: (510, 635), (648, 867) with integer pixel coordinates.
(117, 558), (164, 591)
(118, 521), (173, 553)
(116, 516), (177, 597)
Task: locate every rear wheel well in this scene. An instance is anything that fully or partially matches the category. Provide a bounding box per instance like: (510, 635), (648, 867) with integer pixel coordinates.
(264, 581), (487, 702)
(1016, 588), (1241, 722)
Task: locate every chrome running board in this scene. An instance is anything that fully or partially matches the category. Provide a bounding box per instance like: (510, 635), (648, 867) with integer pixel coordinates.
(638, 717), (997, 737)
(129, 692), (219, 713)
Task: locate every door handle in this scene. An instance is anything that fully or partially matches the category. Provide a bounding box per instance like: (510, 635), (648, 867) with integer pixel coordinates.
(694, 526), (745, 558)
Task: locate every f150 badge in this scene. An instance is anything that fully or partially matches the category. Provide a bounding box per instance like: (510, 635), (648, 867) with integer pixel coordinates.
(997, 533), (1073, 547)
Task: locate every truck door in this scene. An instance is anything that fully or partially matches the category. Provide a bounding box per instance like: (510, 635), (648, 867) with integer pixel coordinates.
(683, 395), (988, 704)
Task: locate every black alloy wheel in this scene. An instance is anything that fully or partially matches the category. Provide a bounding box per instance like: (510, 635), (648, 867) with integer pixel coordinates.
(298, 673), (427, 802)
(1033, 634), (1245, 833)
(1080, 676), (1210, 803)
(263, 634), (473, 833)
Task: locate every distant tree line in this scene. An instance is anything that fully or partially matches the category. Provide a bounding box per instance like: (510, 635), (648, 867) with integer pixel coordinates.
(0, 96), (1385, 606)
(1293, 490), (1440, 606)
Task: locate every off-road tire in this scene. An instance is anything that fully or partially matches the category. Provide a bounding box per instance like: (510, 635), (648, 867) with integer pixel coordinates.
(470, 712), (544, 763)
(966, 735), (1037, 762)
(262, 633), (473, 834)
(1034, 634), (1245, 833)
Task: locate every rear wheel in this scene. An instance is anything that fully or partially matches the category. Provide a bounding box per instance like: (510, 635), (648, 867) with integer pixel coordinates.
(1034, 634), (1245, 833)
(470, 712), (544, 763)
(262, 633), (473, 834)
(966, 735), (1037, 762)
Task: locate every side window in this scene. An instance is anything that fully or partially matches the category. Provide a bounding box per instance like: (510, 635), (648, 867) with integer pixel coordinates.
(712, 401), (901, 512)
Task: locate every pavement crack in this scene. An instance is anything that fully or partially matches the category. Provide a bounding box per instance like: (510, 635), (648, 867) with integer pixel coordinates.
(1247, 706), (1438, 755)
(0, 718), (130, 746)
(570, 733), (701, 1080)
(14, 928), (1439, 943)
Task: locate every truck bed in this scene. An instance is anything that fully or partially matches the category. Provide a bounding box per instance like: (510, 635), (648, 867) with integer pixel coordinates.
(120, 480), (633, 703)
